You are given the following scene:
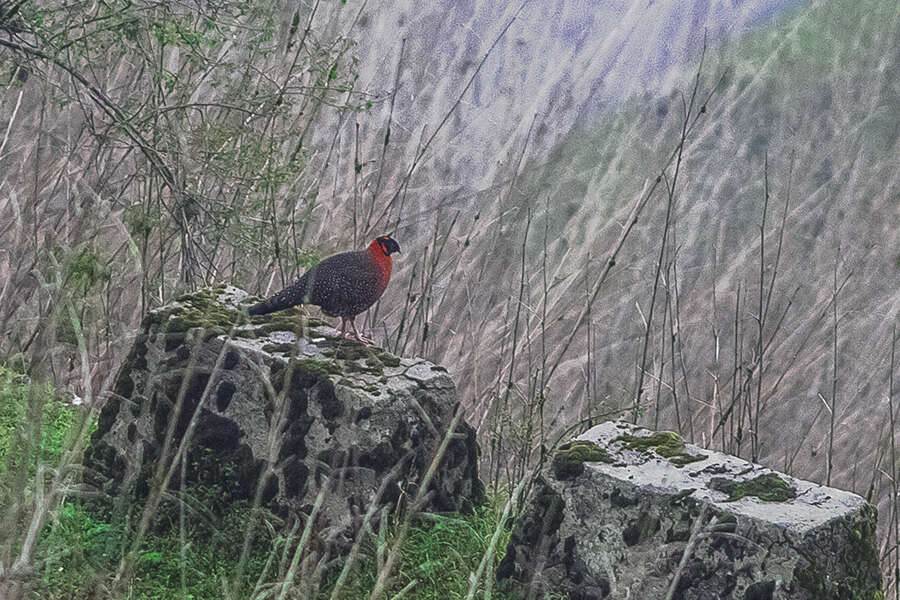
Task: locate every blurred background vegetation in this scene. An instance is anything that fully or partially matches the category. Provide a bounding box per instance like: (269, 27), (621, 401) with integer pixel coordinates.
(0, 0), (898, 596)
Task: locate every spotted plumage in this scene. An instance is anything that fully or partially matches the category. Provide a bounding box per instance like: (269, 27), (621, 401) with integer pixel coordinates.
(248, 235), (401, 343)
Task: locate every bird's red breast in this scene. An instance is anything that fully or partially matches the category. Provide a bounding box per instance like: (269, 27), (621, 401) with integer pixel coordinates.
(368, 238), (393, 294)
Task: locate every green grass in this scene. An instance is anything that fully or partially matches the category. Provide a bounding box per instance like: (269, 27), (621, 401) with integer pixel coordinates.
(0, 365), (80, 512)
(0, 365), (513, 599)
(0, 366), (78, 468)
(327, 500), (513, 600)
(31, 494), (513, 599)
(390, 507), (512, 600)
(35, 498), (273, 600)
(31, 495), (513, 600)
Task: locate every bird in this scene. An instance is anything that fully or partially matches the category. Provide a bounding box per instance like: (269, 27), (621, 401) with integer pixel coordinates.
(248, 235), (401, 344)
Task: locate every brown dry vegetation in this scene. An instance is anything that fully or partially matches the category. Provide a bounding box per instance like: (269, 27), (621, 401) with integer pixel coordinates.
(1, 0), (899, 596)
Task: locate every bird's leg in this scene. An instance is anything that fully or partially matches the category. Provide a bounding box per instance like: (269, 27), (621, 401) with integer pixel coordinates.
(347, 317), (374, 345)
(338, 317), (348, 339)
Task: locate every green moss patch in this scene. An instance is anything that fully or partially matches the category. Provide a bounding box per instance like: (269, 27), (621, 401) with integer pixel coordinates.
(163, 289), (409, 380)
(332, 344), (372, 361)
(151, 289), (334, 347)
(250, 326), (405, 379)
(150, 286), (246, 336)
(615, 431), (706, 467)
(381, 355), (402, 368)
(326, 345), (403, 376)
(255, 317), (304, 336)
(713, 473), (797, 502)
(552, 440), (612, 480)
(247, 308), (327, 338)
(292, 358), (342, 377)
(260, 342), (297, 355)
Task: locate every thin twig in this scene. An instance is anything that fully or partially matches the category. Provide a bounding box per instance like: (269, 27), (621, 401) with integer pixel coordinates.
(666, 505), (713, 600)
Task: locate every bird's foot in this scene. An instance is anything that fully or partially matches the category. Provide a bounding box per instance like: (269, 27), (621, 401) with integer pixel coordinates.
(342, 330), (375, 345)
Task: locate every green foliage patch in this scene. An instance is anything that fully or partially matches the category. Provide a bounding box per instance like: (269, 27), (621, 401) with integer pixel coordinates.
(0, 366), (79, 509)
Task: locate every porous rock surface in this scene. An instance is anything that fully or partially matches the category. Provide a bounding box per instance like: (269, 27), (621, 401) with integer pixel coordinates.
(84, 285), (483, 552)
(498, 421), (881, 600)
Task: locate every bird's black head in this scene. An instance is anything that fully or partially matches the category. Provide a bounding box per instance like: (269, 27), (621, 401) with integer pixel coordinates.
(375, 235), (401, 255)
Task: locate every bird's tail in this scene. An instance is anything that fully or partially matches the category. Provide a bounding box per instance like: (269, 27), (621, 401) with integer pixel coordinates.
(247, 300), (276, 315)
(248, 276), (311, 315)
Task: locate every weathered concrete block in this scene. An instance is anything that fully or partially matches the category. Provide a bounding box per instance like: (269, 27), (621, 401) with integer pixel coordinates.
(498, 421), (881, 600)
(84, 285), (483, 553)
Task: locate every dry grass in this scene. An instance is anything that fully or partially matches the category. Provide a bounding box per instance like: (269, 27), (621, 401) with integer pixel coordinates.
(1, 0), (899, 595)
